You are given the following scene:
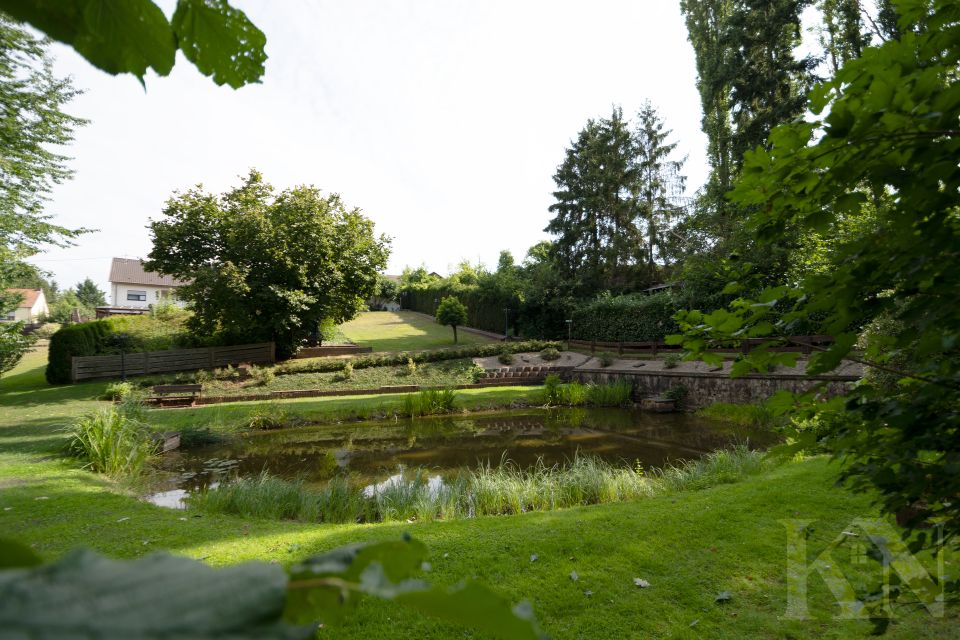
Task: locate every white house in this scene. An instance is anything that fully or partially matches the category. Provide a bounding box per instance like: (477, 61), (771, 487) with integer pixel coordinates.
(3, 289), (49, 324)
(108, 258), (190, 309)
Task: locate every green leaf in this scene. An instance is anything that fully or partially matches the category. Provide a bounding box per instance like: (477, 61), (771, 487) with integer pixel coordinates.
(807, 333), (856, 376)
(285, 537), (428, 624)
(0, 0), (176, 82)
(0, 548), (311, 639)
(172, 0), (267, 88)
(0, 538), (41, 569)
(397, 581), (545, 640)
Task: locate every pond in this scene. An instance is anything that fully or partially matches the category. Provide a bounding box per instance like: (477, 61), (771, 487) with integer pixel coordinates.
(146, 407), (777, 508)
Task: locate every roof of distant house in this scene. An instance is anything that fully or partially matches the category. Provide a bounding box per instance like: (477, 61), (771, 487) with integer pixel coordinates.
(6, 288), (42, 308)
(109, 257), (192, 287)
(381, 274), (402, 283)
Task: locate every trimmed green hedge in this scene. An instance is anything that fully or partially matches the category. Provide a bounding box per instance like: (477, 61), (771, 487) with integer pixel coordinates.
(46, 321), (113, 384)
(570, 292), (681, 343)
(275, 340), (562, 376)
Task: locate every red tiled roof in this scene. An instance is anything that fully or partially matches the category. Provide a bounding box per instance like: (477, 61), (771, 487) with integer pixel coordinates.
(108, 258), (191, 287)
(6, 288), (41, 308)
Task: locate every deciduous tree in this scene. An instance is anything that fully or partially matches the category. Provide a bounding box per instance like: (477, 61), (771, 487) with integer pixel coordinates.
(146, 170), (390, 358)
(436, 296), (468, 344)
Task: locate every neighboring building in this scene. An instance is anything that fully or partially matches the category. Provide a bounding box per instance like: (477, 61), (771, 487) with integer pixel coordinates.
(107, 257), (191, 310)
(3, 289), (49, 324)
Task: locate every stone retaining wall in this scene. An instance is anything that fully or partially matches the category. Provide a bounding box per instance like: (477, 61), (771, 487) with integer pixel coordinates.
(567, 368), (857, 409)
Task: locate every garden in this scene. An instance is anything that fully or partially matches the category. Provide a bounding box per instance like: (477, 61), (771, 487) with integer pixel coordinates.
(2, 1), (960, 638)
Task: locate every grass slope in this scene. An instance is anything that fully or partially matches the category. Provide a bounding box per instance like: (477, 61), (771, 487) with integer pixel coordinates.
(340, 311), (495, 352)
(1, 349), (956, 638)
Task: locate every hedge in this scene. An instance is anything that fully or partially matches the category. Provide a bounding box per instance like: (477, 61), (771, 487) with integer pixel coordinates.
(275, 340), (562, 376)
(45, 316), (197, 384)
(570, 292), (681, 343)
(46, 320), (113, 384)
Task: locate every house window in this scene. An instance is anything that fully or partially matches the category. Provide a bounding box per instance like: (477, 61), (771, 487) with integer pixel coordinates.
(3, 313), (14, 321)
(127, 290), (147, 302)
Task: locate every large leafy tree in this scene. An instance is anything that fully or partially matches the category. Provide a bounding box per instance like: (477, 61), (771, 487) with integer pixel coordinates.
(0, 0), (266, 88)
(146, 171), (390, 358)
(672, 0), (960, 559)
(0, 17), (85, 376)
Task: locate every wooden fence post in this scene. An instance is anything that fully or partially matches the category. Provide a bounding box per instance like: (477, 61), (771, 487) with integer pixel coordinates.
(71, 357), (78, 383)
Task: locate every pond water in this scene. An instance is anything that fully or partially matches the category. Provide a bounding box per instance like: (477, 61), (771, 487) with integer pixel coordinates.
(146, 408), (777, 508)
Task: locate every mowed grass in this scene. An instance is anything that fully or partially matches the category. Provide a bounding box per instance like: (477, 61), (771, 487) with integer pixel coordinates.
(340, 310), (495, 352)
(1, 348), (957, 638)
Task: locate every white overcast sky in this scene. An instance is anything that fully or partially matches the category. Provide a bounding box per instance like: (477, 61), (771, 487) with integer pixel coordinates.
(29, 1), (711, 295)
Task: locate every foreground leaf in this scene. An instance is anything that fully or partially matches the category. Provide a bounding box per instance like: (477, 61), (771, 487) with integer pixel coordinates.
(0, 549), (310, 639)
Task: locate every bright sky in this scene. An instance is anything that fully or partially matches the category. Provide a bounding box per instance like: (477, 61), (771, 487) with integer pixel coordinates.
(29, 1), (709, 295)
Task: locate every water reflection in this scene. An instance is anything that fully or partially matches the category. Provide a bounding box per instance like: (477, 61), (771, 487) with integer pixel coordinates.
(147, 407), (776, 507)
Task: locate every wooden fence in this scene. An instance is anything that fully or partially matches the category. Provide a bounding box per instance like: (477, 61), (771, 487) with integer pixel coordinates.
(568, 335), (834, 356)
(71, 342), (275, 382)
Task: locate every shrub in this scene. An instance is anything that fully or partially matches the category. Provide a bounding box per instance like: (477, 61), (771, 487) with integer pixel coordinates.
(540, 346), (561, 361)
(597, 352), (615, 367)
(194, 369), (213, 384)
(33, 322), (61, 339)
(469, 363), (487, 383)
(664, 385), (688, 404)
(497, 352), (514, 365)
(339, 362), (354, 380)
(663, 353), (682, 369)
(246, 365), (275, 386)
(406, 357), (417, 375)
(246, 404), (291, 430)
(101, 381), (134, 401)
(46, 321), (112, 384)
(66, 408), (155, 476)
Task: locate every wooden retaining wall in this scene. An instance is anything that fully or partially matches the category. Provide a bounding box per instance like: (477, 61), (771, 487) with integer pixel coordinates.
(71, 342), (275, 382)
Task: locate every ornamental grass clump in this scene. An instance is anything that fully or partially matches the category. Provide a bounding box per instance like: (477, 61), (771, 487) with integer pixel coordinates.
(190, 448), (767, 524)
(585, 379), (633, 406)
(66, 408), (155, 477)
(401, 388), (458, 417)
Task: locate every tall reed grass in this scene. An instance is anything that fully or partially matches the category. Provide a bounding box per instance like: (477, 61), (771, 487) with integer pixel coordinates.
(542, 375), (632, 407)
(189, 445), (767, 524)
(66, 408), (155, 477)
(696, 402), (780, 429)
(401, 388), (458, 417)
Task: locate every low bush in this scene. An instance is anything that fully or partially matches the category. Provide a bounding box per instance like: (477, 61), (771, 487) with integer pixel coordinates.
(246, 403), (295, 430)
(66, 408), (155, 477)
(540, 347), (561, 361)
(497, 352), (514, 365)
(597, 352), (615, 367)
(101, 381), (134, 401)
(33, 322), (61, 340)
(405, 357), (417, 375)
(663, 353), (682, 369)
(274, 340), (562, 377)
(46, 320), (112, 384)
(469, 363), (487, 383)
(249, 365), (275, 386)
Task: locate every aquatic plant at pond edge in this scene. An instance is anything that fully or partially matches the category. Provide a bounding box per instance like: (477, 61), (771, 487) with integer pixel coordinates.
(542, 377), (630, 407)
(188, 446), (768, 524)
(65, 408), (155, 477)
(401, 388), (458, 417)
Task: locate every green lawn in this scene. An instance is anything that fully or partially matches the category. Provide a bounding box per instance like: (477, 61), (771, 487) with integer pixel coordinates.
(1, 348), (957, 639)
(340, 311), (496, 352)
